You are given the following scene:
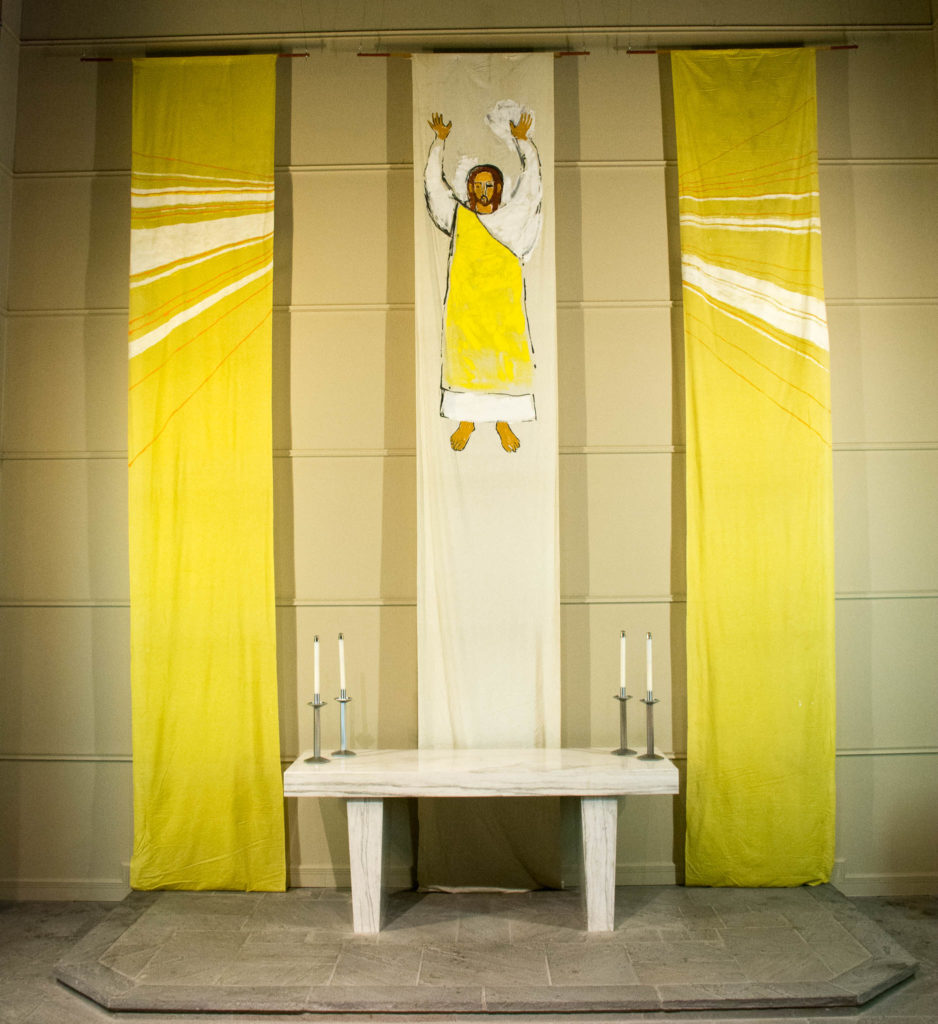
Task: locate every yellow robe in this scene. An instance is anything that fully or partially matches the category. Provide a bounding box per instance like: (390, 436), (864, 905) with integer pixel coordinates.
(443, 205), (533, 397)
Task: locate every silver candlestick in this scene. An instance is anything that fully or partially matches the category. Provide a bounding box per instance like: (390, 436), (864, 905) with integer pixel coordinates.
(612, 693), (636, 756)
(332, 691), (355, 757)
(304, 697), (329, 764)
(638, 696), (664, 760)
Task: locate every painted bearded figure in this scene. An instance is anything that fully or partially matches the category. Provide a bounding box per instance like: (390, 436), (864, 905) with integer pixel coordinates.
(424, 106), (543, 452)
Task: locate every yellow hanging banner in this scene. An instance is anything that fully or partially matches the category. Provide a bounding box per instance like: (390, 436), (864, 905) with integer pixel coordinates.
(672, 49), (836, 886)
(128, 55), (284, 890)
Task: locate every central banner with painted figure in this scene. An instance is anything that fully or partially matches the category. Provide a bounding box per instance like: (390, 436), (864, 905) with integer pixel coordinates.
(412, 53), (561, 888)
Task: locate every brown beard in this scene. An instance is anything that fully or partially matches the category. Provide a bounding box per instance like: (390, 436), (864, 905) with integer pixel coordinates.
(468, 189), (501, 213)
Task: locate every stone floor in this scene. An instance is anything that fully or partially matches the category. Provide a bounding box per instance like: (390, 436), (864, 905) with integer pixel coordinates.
(0, 887), (934, 1022)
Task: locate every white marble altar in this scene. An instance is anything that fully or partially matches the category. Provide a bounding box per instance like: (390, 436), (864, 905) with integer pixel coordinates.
(283, 748), (679, 934)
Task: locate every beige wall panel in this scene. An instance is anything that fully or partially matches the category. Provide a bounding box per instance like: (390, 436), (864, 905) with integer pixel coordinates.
(820, 164), (938, 300)
(20, 0), (308, 39)
(0, 458), (128, 601)
(817, 33), (938, 160)
(287, 309), (415, 452)
(279, 604), (417, 757)
(835, 753), (938, 892)
(283, 456), (416, 602)
(556, 165), (670, 304)
(2, 0), (23, 36)
(289, 168), (412, 307)
(9, 174), (129, 311)
(830, 304), (938, 444)
(615, 794), (679, 883)
(558, 306), (675, 449)
(289, 53), (411, 167)
(556, 52), (664, 164)
(0, 606), (130, 755)
(559, 600), (680, 753)
(834, 597), (938, 751)
(0, 25), (17, 168)
(14, 50), (130, 172)
(0, 167), (11, 308)
(287, 788), (418, 888)
(2, 313), (126, 451)
(832, 449), (938, 595)
(0, 760), (132, 887)
(560, 452), (675, 599)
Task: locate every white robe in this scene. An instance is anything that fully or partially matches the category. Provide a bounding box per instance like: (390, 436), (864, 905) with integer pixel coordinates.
(424, 135), (543, 422)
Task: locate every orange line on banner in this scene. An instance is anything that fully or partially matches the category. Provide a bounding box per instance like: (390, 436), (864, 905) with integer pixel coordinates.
(129, 233), (271, 285)
(682, 245), (819, 288)
(684, 305), (830, 411)
(684, 169), (819, 198)
(129, 249), (270, 333)
(132, 148), (270, 182)
(131, 201), (273, 224)
(128, 278), (271, 391)
(685, 325), (830, 446)
(133, 186), (273, 196)
(677, 96), (815, 184)
(128, 309), (272, 468)
(680, 149), (816, 190)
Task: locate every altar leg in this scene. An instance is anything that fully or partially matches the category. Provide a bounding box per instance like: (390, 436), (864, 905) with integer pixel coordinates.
(347, 797), (386, 934)
(580, 796), (618, 931)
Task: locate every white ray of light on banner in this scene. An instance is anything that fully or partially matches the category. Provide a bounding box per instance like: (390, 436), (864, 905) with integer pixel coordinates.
(412, 53), (560, 754)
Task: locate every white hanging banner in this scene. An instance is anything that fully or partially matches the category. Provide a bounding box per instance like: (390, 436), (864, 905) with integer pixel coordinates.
(412, 53), (560, 752)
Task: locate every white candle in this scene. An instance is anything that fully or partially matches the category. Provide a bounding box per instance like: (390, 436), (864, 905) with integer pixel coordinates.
(645, 632), (654, 701)
(338, 632), (347, 696)
(619, 631), (627, 697)
(313, 634), (320, 698)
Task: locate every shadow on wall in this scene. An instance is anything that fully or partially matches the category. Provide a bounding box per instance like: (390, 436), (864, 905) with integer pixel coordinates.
(380, 53), (420, 883)
(272, 56), (299, 772)
(657, 52), (688, 883)
(553, 52), (591, 751)
(87, 57), (135, 884)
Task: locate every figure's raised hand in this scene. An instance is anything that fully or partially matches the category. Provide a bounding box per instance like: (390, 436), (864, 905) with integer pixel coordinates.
(428, 113), (452, 139)
(510, 112), (533, 140)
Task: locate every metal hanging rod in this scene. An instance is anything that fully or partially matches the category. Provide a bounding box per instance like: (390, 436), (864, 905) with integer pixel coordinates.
(357, 51), (589, 59)
(80, 52), (309, 62)
(625, 43), (858, 54)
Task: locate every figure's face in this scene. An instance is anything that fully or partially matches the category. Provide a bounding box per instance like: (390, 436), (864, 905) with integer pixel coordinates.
(468, 171), (500, 213)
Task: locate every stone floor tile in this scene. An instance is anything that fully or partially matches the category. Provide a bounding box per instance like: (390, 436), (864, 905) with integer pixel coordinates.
(20, 982), (116, 1023)
(0, 977), (44, 1023)
(455, 910), (512, 945)
(240, 928), (342, 958)
(97, 941), (161, 980)
(132, 957), (228, 987)
(716, 908), (793, 929)
(418, 944), (549, 987)
(734, 949), (837, 983)
(215, 953), (336, 986)
(546, 941), (638, 986)
(721, 926), (813, 954)
(245, 894), (334, 932)
(330, 942), (423, 986)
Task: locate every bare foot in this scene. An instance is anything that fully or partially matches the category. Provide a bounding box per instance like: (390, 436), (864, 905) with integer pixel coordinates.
(496, 421), (520, 452)
(450, 421), (475, 450)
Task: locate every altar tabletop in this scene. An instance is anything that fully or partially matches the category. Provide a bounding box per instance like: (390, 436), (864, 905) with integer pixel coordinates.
(283, 747), (679, 798)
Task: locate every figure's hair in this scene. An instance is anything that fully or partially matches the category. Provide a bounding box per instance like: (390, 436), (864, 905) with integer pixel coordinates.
(466, 164), (504, 211)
